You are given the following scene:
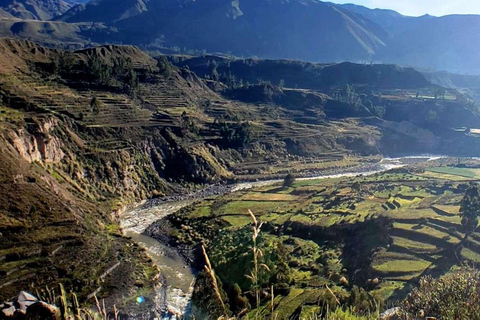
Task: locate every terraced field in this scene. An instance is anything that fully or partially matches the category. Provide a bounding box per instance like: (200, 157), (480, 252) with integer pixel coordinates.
(157, 163), (480, 318)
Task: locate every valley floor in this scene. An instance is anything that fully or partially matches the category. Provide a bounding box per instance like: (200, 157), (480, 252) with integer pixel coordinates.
(143, 157), (480, 319)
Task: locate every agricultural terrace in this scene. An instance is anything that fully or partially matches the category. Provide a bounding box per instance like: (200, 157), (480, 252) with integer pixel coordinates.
(161, 163), (480, 318)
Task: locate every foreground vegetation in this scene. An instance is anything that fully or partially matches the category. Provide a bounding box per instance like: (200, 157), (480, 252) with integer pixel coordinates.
(144, 159), (480, 318)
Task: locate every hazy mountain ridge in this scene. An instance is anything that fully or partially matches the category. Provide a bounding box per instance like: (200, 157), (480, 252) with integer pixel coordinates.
(56, 0), (387, 63)
(29, 0), (476, 73)
(0, 0), (75, 20)
(1, 0), (479, 73)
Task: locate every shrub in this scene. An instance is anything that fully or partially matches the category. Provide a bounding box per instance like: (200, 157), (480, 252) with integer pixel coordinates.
(216, 119), (253, 149)
(347, 286), (378, 316)
(283, 173), (296, 188)
(328, 307), (377, 320)
(460, 183), (480, 236)
(402, 267), (480, 319)
(90, 96), (102, 114)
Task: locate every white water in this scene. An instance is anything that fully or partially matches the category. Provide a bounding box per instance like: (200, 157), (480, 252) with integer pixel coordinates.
(119, 155), (441, 317)
(121, 200), (196, 318)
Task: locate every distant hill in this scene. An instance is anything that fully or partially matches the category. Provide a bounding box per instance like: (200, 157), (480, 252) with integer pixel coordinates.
(57, 0), (387, 63)
(338, 3), (413, 36)
(0, 7), (14, 18)
(0, 0), (75, 20)
(377, 14), (480, 73)
(173, 55), (429, 89)
(1, 0), (480, 73)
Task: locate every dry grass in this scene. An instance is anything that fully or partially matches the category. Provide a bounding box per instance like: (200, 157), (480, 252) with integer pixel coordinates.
(202, 245), (230, 318)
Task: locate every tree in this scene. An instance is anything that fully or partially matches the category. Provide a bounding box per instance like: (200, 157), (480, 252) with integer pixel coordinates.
(352, 181), (362, 195)
(229, 283), (250, 314)
(460, 184), (480, 236)
(157, 56), (172, 77)
(181, 111), (199, 135)
(217, 120), (253, 149)
(209, 60), (220, 82)
(90, 96), (102, 114)
(123, 68), (139, 95)
(283, 173), (296, 188)
(53, 51), (76, 76)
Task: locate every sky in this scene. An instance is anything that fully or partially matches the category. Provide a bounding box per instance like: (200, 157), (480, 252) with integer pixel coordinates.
(328, 0), (480, 17)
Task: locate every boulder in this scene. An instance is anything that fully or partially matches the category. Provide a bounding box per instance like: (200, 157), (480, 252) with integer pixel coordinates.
(380, 307), (402, 320)
(16, 292), (38, 312)
(1, 305), (16, 318)
(25, 302), (59, 320)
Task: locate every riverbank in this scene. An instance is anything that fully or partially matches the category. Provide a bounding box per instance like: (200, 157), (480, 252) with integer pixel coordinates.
(121, 156), (444, 317)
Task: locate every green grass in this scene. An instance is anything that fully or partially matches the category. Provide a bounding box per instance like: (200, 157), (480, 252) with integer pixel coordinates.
(428, 167), (479, 179)
(219, 200), (292, 215)
(272, 288), (321, 320)
(240, 192), (300, 201)
(293, 178), (341, 188)
(381, 208), (438, 220)
(328, 308), (378, 320)
(362, 173), (428, 183)
(187, 205), (212, 218)
(166, 165), (477, 316)
(393, 222), (461, 244)
(461, 248), (480, 263)
(221, 214), (252, 227)
(373, 259), (431, 274)
(374, 185), (433, 199)
(391, 236), (438, 252)
(0, 105), (24, 122)
(372, 281), (405, 301)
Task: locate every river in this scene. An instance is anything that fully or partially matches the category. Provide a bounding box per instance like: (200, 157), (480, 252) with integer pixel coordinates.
(119, 155), (443, 318)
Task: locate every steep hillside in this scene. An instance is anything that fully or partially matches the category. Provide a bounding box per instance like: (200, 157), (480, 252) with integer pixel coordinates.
(57, 0), (386, 62)
(0, 8), (14, 18)
(0, 40), (163, 309)
(0, 17), (121, 49)
(57, 0), (148, 23)
(2, 38), (480, 309)
(172, 56), (429, 89)
(340, 3), (413, 36)
(49, 0), (480, 73)
(0, 38), (390, 303)
(173, 53), (480, 157)
(0, 0), (73, 20)
(0, 0), (479, 73)
(377, 14), (480, 73)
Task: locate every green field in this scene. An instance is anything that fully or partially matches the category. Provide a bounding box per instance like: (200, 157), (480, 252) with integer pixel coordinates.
(164, 164), (480, 318)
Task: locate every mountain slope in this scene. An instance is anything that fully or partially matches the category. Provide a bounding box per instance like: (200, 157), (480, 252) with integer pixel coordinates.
(56, 0), (147, 23)
(339, 3), (412, 36)
(379, 14), (480, 73)
(52, 0), (480, 73)
(58, 0), (386, 62)
(0, 0), (74, 20)
(0, 7), (13, 17)
(3, 37), (480, 307)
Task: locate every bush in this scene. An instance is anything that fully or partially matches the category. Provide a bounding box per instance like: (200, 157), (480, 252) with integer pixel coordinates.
(347, 286), (377, 315)
(283, 173), (296, 188)
(216, 119), (253, 149)
(402, 268), (480, 319)
(328, 307), (377, 320)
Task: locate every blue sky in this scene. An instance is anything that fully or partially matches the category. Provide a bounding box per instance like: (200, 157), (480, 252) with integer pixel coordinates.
(329, 0), (480, 17)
